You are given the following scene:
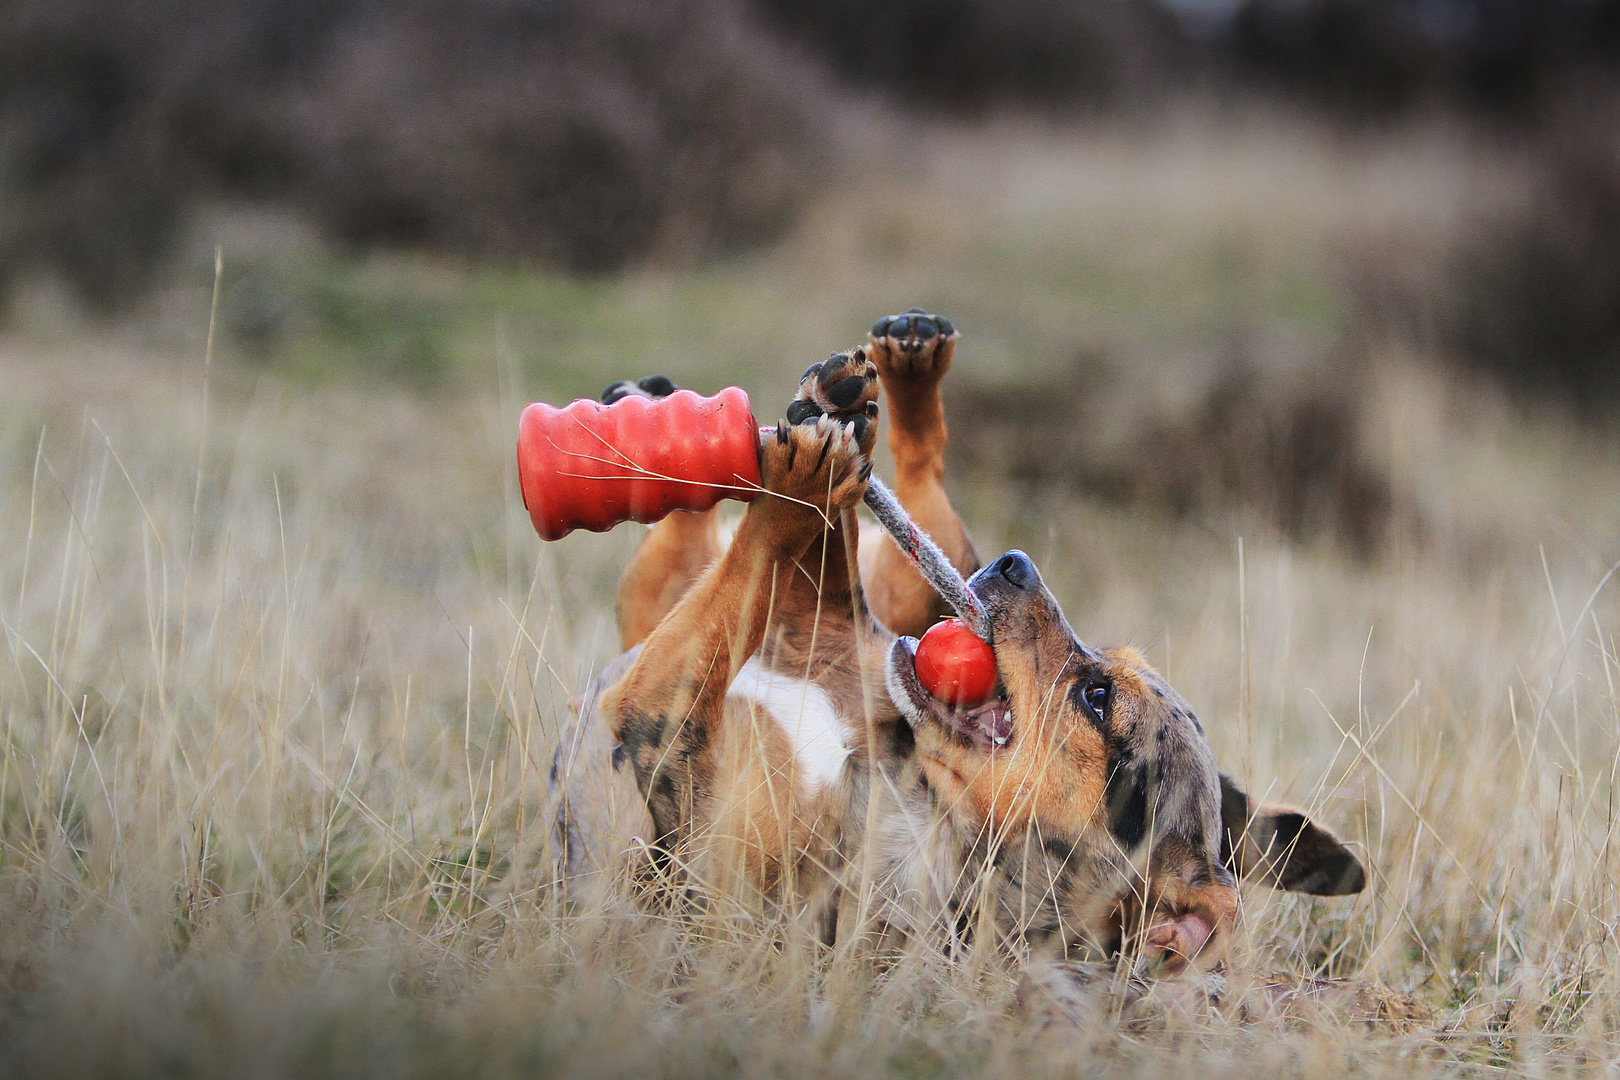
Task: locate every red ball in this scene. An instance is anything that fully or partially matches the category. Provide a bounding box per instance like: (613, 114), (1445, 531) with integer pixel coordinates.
(914, 618), (998, 707)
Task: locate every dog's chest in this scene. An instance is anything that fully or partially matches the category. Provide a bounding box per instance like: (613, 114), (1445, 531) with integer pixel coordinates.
(728, 659), (853, 793)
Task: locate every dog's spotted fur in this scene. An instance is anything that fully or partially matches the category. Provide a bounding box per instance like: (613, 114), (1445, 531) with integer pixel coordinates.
(554, 310), (1364, 979)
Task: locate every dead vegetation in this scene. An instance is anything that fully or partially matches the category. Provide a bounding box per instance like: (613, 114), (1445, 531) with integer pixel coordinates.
(1, 121), (1618, 1078)
(949, 344), (1400, 557)
(0, 0), (827, 307)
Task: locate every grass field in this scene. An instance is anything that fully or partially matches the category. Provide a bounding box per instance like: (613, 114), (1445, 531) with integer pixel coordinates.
(1, 116), (1617, 1077)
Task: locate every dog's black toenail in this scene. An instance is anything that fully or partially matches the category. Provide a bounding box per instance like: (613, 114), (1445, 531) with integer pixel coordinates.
(826, 374), (868, 410)
(859, 459), (874, 481)
(814, 432), (834, 470)
(848, 415), (869, 444)
(637, 375), (676, 397)
(913, 316), (936, 339)
(776, 421), (790, 444)
(865, 363), (877, 379)
(801, 361), (824, 382)
(601, 381), (635, 404)
(936, 316), (954, 336)
(787, 399), (824, 425)
(865, 400), (879, 417)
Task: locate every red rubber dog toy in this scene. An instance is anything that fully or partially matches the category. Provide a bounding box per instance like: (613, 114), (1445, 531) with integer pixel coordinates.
(516, 387), (761, 541)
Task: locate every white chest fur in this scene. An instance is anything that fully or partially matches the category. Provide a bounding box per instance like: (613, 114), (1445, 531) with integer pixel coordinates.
(728, 659), (852, 794)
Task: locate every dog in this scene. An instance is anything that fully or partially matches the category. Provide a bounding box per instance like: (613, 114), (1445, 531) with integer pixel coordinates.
(551, 309), (1365, 979)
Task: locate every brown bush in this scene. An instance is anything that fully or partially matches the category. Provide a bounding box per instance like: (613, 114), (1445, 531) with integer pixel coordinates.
(753, 0), (1188, 112)
(0, 0), (829, 309)
(1441, 97), (1620, 416)
(1228, 0), (1620, 119)
(947, 347), (1397, 557)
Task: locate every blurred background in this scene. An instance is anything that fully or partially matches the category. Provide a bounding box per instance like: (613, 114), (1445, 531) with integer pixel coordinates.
(5, 0), (1620, 698)
(2, 4), (1620, 1066)
(6, 0), (1620, 722)
(5, 0), (1620, 443)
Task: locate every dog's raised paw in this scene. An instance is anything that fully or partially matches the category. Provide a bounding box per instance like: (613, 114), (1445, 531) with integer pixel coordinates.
(792, 349), (880, 456)
(868, 307), (959, 384)
(760, 414), (871, 522)
(795, 350), (878, 418)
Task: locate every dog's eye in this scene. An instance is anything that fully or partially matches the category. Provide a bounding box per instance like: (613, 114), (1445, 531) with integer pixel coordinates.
(1082, 682), (1109, 718)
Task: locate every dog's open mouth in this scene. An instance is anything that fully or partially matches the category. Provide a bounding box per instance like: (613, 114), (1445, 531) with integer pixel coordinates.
(887, 636), (1012, 747)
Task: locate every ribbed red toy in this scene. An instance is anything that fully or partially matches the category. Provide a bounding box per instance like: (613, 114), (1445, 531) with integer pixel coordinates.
(516, 387), (762, 541)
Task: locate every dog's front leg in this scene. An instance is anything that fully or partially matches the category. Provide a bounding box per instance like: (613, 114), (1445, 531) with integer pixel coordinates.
(602, 416), (872, 848)
(862, 310), (980, 637)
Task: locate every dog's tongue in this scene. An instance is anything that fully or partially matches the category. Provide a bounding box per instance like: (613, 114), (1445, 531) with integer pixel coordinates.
(945, 698), (1012, 747)
(985, 706), (1012, 745)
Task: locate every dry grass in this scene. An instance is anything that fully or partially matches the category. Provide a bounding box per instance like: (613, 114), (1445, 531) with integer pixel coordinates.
(1, 117), (1617, 1077)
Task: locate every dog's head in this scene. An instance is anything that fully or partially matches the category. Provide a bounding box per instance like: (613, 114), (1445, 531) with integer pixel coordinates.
(887, 550), (1364, 976)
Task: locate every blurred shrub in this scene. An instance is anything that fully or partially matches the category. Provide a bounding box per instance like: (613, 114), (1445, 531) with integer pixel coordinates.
(752, 0), (1187, 111)
(221, 260), (454, 383)
(948, 348), (1396, 556)
(1441, 105), (1620, 415)
(751, 0), (1620, 119)
(0, 0), (827, 310)
(1228, 0), (1620, 120)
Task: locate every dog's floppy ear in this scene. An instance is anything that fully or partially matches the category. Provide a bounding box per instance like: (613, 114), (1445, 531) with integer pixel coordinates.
(1219, 773), (1366, 896)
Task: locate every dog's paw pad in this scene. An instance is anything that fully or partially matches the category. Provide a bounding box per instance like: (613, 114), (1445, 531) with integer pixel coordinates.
(868, 308), (959, 383)
(792, 349), (879, 456)
(601, 375), (681, 405)
(872, 308), (955, 346)
(795, 349), (879, 421)
(786, 398), (823, 425)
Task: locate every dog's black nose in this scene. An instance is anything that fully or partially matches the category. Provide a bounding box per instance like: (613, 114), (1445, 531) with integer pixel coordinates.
(988, 550), (1035, 590)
